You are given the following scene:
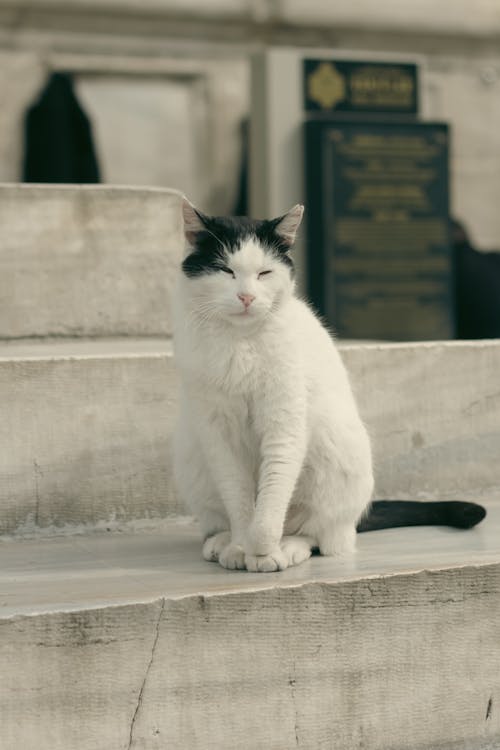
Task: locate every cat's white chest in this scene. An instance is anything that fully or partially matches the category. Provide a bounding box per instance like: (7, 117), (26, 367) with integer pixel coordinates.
(198, 335), (263, 396)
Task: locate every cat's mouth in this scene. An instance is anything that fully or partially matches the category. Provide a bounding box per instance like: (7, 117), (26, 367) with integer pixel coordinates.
(229, 307), (262, 323)
(233, 308), (253, 316)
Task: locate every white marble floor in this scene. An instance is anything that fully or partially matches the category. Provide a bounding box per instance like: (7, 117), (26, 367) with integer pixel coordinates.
(0, 501), (498, 617)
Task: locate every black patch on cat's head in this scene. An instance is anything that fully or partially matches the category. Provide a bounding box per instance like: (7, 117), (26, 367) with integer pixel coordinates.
(181, 201), (303, 279)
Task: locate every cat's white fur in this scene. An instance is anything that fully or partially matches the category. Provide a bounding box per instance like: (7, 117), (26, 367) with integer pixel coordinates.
(173, 201), (373, 572)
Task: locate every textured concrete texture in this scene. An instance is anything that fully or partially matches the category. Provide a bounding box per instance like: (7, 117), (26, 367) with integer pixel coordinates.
(0, 505), (499, 750)
(0, 184), (183, 338)
(0, 338), (499, 536)
(341, 339), (500, 504)
(0, 339), (180, 536)
(1, 0), (499, 35)
(278, 0), (500, 36)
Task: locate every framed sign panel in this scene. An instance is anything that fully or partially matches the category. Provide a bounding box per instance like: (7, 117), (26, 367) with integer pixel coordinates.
(305, 120), (453, 340)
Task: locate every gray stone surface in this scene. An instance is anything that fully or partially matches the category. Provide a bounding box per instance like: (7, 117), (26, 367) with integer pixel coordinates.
(0, 339), (180, 535)
(2, 0), (499, 35)
(341, 340), (500, 504)
(0, 338), (499, 536)
(278, 0), (500, 36)
(0, 506), (499, 750)
(0, 50), (45, 184)
(0, 184), (183, 338)
(1, 502), (498, 616)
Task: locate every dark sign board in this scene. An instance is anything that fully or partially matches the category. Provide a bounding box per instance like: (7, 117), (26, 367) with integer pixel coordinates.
(305, 120), (453, 340)
(304, 59), (418, 116)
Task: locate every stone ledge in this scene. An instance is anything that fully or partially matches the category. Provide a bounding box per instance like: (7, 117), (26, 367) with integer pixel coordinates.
(2, 0), (500, 39)
(1, 502), (498, 617)
(0, 507), (499, 750)
(278, 0), (500, 38)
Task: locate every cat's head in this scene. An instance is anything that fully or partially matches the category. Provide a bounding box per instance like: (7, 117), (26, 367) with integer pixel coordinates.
(180, 199), (303, 327)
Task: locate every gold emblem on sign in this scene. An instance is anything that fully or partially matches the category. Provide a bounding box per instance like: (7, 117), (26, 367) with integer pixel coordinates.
(308, 62), (346, 110)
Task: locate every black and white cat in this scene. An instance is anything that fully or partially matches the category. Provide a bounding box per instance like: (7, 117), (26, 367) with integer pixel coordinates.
(172, 200), (485, 573)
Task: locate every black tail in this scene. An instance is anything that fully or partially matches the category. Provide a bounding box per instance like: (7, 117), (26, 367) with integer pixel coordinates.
(356, 500), (486, 533)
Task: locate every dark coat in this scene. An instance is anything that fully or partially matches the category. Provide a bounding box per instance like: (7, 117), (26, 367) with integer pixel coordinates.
(453, 220), (500, 338)
(23, 72), (100, 183)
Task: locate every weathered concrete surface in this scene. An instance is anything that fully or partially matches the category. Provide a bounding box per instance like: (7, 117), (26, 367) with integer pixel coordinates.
(0, 184), (183, 338)
(1, 0), (499, 36)
(0, 340), (181, 535)
(0, 508), (499, 750)
(0, 338), (499, 535)
(1, 503), (498, 616)
(341, 340), (500, 504)
(278, 0), (500, 36)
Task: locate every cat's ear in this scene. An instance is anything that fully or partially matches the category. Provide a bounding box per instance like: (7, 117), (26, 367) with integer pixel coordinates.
(182, 198), (208, 246)
(272, 204), (304, 248)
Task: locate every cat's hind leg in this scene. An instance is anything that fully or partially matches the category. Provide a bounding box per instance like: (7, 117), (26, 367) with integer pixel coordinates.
(292, 450), (373, 558)
(203, 530), (230, 561)
(198, 507), (246, 569)
(317, 522), (357, 556)
(311, 475), (371, 557)
(280, 535), (313, 565)
(202, 526), (246, 569)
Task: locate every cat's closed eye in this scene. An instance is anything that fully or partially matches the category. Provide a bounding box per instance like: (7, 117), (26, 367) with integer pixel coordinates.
(220, 266), (235, 278)
(258, 270), (272, 278)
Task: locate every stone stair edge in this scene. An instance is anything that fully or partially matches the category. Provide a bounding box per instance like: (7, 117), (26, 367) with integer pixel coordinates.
(0, 512), (195, 543)
(0, 182), (184, 198)
(3, 561), (500, 623)
(0, 336), (498, 361)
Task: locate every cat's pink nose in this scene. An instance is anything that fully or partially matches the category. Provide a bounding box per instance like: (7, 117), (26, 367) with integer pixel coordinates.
(238, 293), (255, 308)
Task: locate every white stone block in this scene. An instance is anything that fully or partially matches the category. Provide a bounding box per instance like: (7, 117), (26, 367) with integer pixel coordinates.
(0, 339), (180, 535)
(0, 184), (183, 338)
(341, 340), (500, 505)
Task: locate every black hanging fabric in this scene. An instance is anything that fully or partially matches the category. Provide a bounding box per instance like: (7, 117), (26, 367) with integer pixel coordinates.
(452, 219), (500, 338)
(232, 118), (249, 216)
(23, 72), (100, 183)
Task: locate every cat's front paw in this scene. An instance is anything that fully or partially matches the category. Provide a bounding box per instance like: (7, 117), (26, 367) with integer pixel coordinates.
(218, 543), (246, 570)
(244, 522), (279, 557)
(245, 548), (289, 573)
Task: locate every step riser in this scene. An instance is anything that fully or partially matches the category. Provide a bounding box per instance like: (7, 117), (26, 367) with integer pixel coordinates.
(1, 340), (499, 535)
(0, 185), (182, 338)
(2, 566), (499, 750)
(0, 355), (182, 534)
(343, 340), (500, 503)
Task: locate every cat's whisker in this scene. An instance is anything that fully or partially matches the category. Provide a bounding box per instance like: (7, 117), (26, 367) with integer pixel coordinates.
(188, 302), (220, 330)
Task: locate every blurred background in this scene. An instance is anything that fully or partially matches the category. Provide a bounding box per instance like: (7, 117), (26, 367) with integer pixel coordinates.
(1, 0), (499, 339)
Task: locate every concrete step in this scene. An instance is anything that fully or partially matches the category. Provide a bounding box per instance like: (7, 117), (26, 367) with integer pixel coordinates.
(0, 337), (180, 536)
(1, 337), (499, 536)
(0, 184), (182, 338)
(1, 504), (499, 750)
